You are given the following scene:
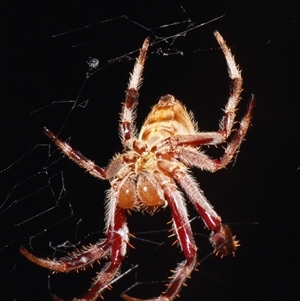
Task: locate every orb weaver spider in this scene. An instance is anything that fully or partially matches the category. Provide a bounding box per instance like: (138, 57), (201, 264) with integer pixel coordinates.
(21, 31), (254, 301)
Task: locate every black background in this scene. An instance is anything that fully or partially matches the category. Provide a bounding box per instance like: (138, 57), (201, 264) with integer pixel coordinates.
(1, 2), (299, 301)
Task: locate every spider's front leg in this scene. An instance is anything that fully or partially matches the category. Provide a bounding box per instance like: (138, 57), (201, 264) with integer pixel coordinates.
(158, 31), (254, 171)
(120, 38), (150, 145)
(123, 186), (197, 301)
(214, 30), (244, 139)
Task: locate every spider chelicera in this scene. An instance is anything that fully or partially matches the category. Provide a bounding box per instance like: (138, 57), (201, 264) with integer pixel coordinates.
(21, 31), (254, 301)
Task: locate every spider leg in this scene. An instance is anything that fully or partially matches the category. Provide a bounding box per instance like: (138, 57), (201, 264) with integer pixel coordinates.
(170, 96), (254, 172)
(122, 185), (197, 301)
(120, 38), (150, 144)
(44, 127), (107, 180)
(167, 94), (254, 147)
(159, 30), (253, 152)
(214, 95), (254, 170)
(20, 237), (111, 272)
(21, 206), (128, 301)
(78, 206), (128, 300)
(214, 30), (243, 138)
(174, 169), (239, 256)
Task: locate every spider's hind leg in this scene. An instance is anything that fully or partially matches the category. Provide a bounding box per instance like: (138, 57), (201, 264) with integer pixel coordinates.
(214, 30), (243, 139)
(80, 206), (128, 300)
(122, 186), (197, 301)
(174, 169), (239, 257)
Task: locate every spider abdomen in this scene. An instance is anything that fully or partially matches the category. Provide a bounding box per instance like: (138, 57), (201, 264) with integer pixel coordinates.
(139, 95), (197, 147)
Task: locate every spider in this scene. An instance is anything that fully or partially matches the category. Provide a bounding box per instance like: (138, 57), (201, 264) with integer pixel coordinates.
(20, 31), (254, 301)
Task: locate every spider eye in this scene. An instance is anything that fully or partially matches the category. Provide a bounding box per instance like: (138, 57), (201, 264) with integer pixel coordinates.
(137, 173), (164, 207)
(118, 177), (136, 209)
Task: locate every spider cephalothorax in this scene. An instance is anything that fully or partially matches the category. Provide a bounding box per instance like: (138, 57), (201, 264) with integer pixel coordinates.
(21, 31), (254, 301)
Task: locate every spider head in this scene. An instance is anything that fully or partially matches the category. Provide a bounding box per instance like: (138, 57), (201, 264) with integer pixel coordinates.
(210, 225), (240, 257)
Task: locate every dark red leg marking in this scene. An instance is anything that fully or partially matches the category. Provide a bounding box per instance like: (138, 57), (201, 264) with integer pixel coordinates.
(122, 187), (197, 301)
(174, 170), (238, 257)
(80, 206), (128, 300)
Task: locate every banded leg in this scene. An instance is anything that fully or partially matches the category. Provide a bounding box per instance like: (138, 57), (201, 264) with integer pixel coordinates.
(44, 127), (107, 180)
(214, 30), (243, 138)
(77, 206), (128, 301)
(172, 95), (254, 172)
(20, 238), (111, 273)
(174, 170), (239, 256)
(120, 38), (150, 144)
(123, 186), (197, 301)
(158, 30), (253, 160)
(163, 30), (244, 148)
(21, 206), (128, 301)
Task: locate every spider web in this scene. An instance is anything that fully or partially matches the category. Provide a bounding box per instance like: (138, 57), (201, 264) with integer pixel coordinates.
(1, 2), (298, 301)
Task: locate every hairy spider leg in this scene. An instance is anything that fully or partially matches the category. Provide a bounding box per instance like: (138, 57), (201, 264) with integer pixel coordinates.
(214, 95), (254, 170)
(174, 170), (239, 256)
(21, 207), (128, 301)
(20, 238), (111, 272)
(122, 186), (197, 301)
(155, 29), (254, 172)
(120, 38), (150, 144)
(172, 95), (255, 172)
(214, 30), (243, 138)
(159, 30), (244, 149)
(75, 206), (128, 301)
(44, 127), (107, 180)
